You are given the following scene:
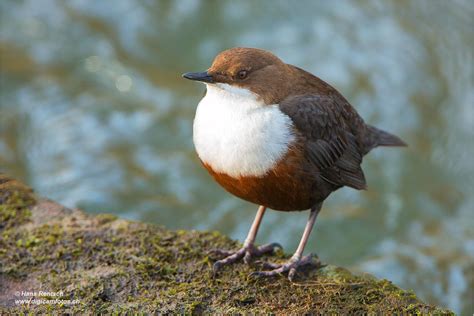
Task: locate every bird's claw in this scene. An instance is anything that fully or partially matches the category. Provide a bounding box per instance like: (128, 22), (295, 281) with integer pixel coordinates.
(211, 242), (282, 274)
(250, 253), (319, 281)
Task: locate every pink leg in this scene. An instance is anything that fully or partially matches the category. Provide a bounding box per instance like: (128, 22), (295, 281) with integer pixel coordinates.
(211, 205), (282, 273)
(251, 202), (322, 281)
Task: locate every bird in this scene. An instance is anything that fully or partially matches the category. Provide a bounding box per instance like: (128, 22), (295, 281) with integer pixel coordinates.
(182, 47), (406, 281)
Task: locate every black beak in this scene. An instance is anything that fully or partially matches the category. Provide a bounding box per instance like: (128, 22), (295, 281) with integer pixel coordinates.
(182, 71), (214, 83)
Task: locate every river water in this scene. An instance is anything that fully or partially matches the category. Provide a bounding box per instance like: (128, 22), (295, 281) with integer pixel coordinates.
(1, 1), (473, 313)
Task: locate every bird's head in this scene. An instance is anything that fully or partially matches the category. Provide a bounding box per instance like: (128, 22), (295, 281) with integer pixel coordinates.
(183, 47), (293, 104)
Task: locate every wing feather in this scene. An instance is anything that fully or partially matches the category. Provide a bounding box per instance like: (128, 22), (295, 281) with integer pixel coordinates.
(279, 94), (367, 190)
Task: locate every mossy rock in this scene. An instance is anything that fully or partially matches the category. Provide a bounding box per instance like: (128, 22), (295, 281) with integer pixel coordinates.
(0, 175), (453, 314)
(0, 174), (35, 230)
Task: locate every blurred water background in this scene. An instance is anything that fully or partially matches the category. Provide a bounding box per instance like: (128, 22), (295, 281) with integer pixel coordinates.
(1, 0), (473, 313)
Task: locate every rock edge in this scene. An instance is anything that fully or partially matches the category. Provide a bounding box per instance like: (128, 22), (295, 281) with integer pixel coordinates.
(0, 174), (453, 314)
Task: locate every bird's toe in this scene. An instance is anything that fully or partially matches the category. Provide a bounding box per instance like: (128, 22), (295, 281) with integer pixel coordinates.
(251, 253), (320, 281)
(211, 242), (282, 274)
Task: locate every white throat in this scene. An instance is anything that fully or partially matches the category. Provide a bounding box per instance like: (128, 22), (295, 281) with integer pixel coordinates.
(193, 83), (295, 178)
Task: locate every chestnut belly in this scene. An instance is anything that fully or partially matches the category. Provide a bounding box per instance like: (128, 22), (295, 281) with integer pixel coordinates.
(202, 148), (328, 211)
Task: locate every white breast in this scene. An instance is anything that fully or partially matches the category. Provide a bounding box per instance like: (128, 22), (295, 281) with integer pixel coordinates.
(193, 83), (295, 178)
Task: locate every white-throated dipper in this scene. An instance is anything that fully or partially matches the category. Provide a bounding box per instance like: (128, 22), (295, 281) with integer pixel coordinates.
(183, 47), (406, 281)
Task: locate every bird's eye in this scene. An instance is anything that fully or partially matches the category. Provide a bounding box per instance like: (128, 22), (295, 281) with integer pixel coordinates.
(237, 70), (248, 80)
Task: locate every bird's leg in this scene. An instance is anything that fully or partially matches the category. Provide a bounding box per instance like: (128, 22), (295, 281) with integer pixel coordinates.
(251, 202), (322, 281)
(211, 205), (282, 273)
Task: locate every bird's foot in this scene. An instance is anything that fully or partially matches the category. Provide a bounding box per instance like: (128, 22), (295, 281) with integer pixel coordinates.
(250, 253), (320, 281)
(210, 242), (282, 274)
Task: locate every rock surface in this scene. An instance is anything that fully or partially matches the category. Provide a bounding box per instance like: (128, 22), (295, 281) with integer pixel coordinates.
(0, 174), (453, 314)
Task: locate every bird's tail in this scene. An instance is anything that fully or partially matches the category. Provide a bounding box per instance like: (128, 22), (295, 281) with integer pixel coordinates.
(365, 125), (407, 153)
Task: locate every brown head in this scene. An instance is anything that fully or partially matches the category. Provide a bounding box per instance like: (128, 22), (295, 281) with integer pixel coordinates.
(183, 47), (297, 104)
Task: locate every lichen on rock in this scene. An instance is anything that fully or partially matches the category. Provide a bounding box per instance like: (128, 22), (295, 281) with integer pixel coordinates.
(0, 174), (453, 314)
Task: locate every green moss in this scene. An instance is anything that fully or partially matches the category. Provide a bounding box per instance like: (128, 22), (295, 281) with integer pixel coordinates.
(0, 174), (35, 230)
(95, 214), (118, 225)
(0, 177), (453, 314)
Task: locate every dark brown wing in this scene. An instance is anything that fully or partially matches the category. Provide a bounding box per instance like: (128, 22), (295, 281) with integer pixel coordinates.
(279, 94), (368, 190)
